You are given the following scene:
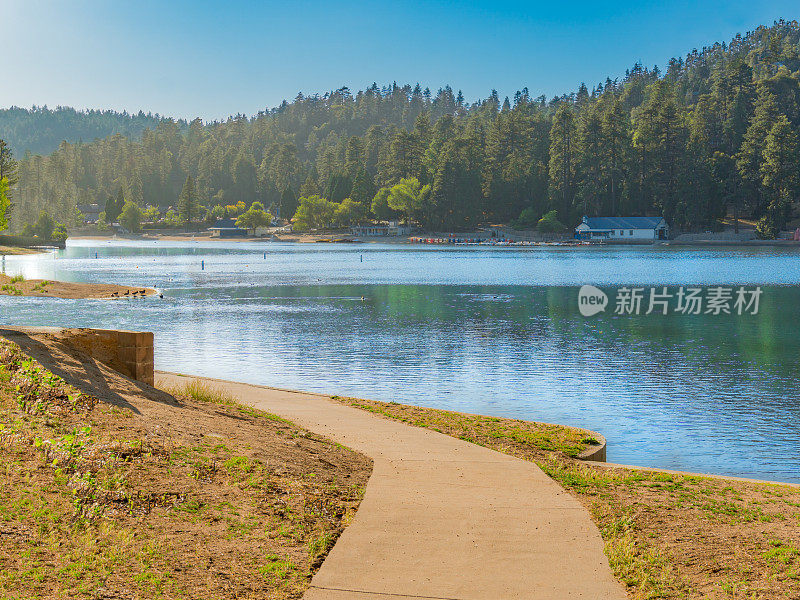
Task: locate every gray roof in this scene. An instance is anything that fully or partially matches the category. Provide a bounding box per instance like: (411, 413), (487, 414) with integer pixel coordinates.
(578, 216), (665, 230)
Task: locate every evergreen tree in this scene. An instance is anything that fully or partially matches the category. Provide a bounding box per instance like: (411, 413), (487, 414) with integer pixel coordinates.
(299, 172), (320, 198)
(7, 22), (800, 234)
(381, 130), (422, 185)
(548, 104), (577, 221)
(737, 85), (779, 216)
(344, 136), (364, 178)
(177, 175), (200, 225)
(119, 202), (144, 233)
(576, 103), (604, 215)
(600, 98), (631, 214)
(279, 186), (298, 221)
(0, 140), (18, 190)
(33, 210), (55, 239)
(105, 188), (125, 223)
(0, 178), (10, 231)
(758, 115), (799, 237)
(325, 173), (353, 203)
(232, 154), (258, 205)
(631, 81), (686, 223)
(350, 168), (376, 207)
(427, 137), (483, 230)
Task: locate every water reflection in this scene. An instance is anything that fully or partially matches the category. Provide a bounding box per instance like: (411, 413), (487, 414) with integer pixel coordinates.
(0, 241), (799, 482)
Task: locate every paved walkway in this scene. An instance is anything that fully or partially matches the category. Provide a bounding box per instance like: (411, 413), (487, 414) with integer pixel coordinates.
(158, 372), (626, 600)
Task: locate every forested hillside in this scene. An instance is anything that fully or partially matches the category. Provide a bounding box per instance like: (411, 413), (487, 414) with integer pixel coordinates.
(5, 20), (800, 236)
(0, 106), (178, 156)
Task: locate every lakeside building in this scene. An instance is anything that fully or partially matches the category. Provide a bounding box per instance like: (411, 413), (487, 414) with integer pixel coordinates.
(78, 203), (103, 224)
(351, 221), (412, 237)
(208, 218), (247, 238)
(575, 216), (669, 241)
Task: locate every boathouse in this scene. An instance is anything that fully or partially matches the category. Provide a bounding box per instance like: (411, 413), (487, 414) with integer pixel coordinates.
(208, 218), (247, 238)
(575, 216), (669, 241)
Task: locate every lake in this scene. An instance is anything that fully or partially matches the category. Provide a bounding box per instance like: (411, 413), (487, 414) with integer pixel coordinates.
(3, 239), (800, 483)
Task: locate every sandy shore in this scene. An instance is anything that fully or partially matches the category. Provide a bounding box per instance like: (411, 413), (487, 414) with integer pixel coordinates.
(70, 232), (414, 243)
(0, 245), (43, 255)
(70, 231), (800, 247)
(0, 273), (158, 299)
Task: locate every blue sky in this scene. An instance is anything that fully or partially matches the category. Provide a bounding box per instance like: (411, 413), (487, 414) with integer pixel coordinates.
(2, 0), (797, 121)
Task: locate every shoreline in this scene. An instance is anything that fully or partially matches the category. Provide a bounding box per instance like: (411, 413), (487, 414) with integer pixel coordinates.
(68, 232), (800, 248)
(156, 370), (796, 487)
(0, 273), (158, 299)
(69, 232), (412, 244)
(0, 244), (45, 255)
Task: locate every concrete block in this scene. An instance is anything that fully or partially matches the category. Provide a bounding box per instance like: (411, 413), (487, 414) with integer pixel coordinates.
(55, 328), (155, 386)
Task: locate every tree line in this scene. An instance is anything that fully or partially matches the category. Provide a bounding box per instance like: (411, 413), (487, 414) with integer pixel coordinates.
(5, 20), (800, 238)
(0, 106), (175, 156)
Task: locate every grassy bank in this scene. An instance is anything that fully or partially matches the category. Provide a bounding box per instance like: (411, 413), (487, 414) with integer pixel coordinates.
(0, 340), (372, 599)
(334, 396), (800, 600)
(332, 395), (601, 459)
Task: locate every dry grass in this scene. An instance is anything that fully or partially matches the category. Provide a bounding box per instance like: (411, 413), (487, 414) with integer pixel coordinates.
(330, 395), (600, 459)
(0, 246), (40, 255)
(0, 340), (372, 599)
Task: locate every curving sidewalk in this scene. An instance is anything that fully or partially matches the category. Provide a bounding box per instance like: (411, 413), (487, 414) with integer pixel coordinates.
(157, 372), (626, 600)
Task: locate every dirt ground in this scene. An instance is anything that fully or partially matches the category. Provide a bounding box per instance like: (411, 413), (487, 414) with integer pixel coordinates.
(0, 273), (158, 299)
(0, 330), (372, 599)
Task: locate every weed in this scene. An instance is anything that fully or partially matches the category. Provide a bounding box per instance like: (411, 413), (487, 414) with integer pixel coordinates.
(259, 554), (297, 582)
(308, 530), (337, 563)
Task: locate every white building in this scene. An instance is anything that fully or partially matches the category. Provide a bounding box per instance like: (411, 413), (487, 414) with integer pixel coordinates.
(575, 216), (669, 241)
(351, 221), (412, 237)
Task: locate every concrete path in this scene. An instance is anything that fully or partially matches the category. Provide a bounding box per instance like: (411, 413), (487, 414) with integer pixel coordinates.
(158, 372), (626, 600)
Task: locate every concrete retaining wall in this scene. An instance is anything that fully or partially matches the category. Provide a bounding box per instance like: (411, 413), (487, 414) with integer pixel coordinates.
(59, 329), (154, 386)
(1, 326), (154, 386)
(578, 434), (607, 462)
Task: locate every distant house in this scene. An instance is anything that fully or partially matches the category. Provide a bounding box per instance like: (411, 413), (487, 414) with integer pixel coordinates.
(575, 216), (669, 241)
(78, 204), (102, 224)
(208, 218), (247, 238)
(351, 221), (412, 237)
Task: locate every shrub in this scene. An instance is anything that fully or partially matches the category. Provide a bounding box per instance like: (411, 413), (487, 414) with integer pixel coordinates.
(511, 207), (539, 230)
(51, 223), (68, 242)
(537, 210), (567, 233)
